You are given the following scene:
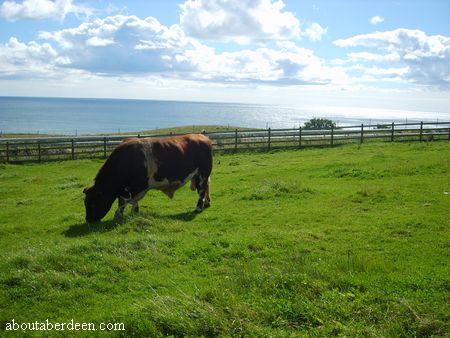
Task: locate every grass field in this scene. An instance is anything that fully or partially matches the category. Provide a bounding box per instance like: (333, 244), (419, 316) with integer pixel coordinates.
(1, 125), (252, 138)
(0, 141), (449, 336)
(109, 125), (254, 136)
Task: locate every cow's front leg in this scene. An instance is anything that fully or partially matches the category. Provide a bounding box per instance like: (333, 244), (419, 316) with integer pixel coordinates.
(114, 197), (126, 220)
(131, 202), (139, 214)
(129, 190), (148, 214)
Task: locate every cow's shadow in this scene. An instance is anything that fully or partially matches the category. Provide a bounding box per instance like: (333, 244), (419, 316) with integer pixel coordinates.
(146, 210), (198, 222)
(63, 210), (199, 237)
(63, 220), (119, 237)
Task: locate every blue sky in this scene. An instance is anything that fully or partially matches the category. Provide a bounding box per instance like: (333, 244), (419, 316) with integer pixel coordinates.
(0, 0), (449, 116)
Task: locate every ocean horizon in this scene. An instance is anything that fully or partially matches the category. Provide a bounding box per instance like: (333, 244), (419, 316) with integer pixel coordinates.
(1, 96), (449, 135)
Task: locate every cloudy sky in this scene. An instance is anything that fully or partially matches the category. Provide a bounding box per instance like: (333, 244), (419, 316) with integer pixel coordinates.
(0, 0), (449, 114)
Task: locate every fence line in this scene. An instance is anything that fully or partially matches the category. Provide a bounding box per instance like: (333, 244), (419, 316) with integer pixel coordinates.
(0, 121), (449, 163)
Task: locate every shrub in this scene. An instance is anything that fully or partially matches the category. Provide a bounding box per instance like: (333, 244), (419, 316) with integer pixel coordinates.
(303, 118), (336, 130)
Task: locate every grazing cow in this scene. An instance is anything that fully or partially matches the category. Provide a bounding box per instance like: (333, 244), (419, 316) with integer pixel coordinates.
(83, 134), (212, 223)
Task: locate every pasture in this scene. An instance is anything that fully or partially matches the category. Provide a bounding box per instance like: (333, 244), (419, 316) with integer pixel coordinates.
(0, 141), (449, 336)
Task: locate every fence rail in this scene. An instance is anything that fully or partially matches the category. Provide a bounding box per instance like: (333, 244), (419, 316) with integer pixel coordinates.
(1, 121), (449, 163)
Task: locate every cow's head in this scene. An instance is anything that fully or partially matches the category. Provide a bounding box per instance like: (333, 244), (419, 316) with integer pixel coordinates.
(83, 186), (115, 223)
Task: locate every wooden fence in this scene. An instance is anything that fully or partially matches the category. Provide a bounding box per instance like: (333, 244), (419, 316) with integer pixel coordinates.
(0, 121), (449, 163)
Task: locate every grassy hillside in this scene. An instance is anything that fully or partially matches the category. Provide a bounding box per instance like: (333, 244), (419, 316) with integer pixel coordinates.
(0, 141), (449, 336)
(0, 133), (57, 139)
(109, 125), (254, 136)
(1, 125), (253, 138)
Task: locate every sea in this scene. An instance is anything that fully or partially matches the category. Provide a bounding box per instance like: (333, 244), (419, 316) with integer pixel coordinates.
(1, 96), (449, 135)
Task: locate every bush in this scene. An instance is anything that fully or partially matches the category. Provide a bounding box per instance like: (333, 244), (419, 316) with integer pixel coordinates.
(303, 118), (336, 130)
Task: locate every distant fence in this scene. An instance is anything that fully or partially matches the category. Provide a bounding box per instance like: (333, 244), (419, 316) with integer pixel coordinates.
(0, 121), (449, 163)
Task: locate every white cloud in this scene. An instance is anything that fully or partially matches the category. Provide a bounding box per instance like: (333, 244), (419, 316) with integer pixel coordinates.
(334, 28), (450, 88)
(347, 64), (408, 83)
(36, 15), (346, 86)
(39, 15), (200, 74)
(86, 37), (115, 47)
(334, 28), (450, 52)
(0, 37), (70, 79)
(369, 16), (384, 25)
(303, 23), (327, 42)
(179, 0), (300, 44)
(0, 0), (91, 21)
(179, 41), (347, 85)
(348, 51), (400, 62)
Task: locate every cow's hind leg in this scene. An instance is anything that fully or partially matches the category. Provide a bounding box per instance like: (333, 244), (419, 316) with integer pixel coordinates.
(194, 145), (213, 213)
(203, 177), (211, 209)
(195, 176), (210, 212)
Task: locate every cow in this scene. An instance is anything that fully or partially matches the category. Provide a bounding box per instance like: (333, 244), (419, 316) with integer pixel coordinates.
(83, 134), (212, 223)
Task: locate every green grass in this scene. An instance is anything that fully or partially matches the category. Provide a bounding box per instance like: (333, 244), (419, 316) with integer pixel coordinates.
(0, 141), (449, 336)
(0, 125), (252, 138)
(0, 125), (253, 139)
(0, 133), (57, 139)
(108, 125), (254, 136)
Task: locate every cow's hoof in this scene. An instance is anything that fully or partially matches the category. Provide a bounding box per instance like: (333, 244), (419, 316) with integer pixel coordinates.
(195, 207), (202, 213)
(203, 202), (211, 209)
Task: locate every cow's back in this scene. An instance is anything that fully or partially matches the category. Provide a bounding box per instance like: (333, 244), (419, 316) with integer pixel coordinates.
(146, 134), (211, 183)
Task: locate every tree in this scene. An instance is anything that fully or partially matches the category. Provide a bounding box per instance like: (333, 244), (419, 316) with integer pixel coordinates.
(303, 118), (336, 130)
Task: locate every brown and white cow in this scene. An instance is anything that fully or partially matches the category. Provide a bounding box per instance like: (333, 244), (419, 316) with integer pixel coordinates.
(83, 134), (212, 223)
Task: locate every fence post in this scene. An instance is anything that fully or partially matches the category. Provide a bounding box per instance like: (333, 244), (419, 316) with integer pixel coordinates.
(6, 141), (9, 163)
(419, 121), (423, 142)
(299, 126), (302, 148)
(234, 129), (238, 151)
(38, 141), (41, 162)
(71, 139), (74, 160)
(391, 122), (395, 142)
(103, 137), (107, 158)
(331, 126), (334, 147)
(360, 124), (364, 144)
(268, 128), (271, 150)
